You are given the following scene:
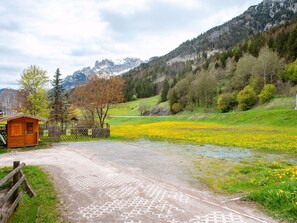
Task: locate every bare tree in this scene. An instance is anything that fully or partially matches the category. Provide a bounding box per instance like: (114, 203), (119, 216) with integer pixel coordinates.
(72, 74), (125, 127)
(232, 53), (257, 90)
(72, 83), (96, 125)
(254, 46), (285, 85)
(2, 89), (16, 115)
(192, 70), (217, 107)
(90, 75), (125, 127)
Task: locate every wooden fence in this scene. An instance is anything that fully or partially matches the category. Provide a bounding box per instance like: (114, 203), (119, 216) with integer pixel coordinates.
(39, 124), (110, 142)
(0, 161), (35, 223)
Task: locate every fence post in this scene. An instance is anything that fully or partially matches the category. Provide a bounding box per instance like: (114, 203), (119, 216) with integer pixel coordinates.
(12, 161), (21, 204)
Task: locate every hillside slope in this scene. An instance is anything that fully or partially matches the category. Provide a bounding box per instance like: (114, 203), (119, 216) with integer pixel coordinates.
(167, 0), (297, 60)
(123, 0), (297, 100)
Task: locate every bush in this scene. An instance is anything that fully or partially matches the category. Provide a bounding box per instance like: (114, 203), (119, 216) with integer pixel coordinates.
(131, 95), (137, 101)
(289, 85), (297, 96)
(258, 84), (276, 104)
(185, 103), (195, 112)
(237, 85), (257, 111)
(171, 103), (183, 114)
(217, 93), (237, 113)
(283, 59), (297, 84)
(138, 101), (151, 115)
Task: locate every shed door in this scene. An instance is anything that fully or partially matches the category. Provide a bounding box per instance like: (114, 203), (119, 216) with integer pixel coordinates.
(8, 123), (25, 147)
(24, 122), (37, 145)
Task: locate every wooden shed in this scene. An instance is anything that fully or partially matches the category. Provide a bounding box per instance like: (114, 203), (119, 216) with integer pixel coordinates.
(0, 114), (46, 148)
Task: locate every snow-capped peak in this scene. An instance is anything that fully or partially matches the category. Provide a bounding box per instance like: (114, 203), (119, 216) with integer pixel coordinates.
(62, 57), (143, 89)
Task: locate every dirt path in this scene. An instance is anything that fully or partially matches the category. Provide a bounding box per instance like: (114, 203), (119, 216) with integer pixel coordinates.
(0, 141), (277, 223)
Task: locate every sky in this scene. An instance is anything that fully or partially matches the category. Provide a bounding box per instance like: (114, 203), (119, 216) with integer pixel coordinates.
(0, 0), (262, 89)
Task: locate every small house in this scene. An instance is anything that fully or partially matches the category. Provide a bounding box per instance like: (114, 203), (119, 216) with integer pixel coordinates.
(0, 114), (46, 148)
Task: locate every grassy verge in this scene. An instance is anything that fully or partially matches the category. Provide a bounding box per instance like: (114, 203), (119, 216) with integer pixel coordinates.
(192, 158), (297, 222)
(0, 148), (9, 154)
(0, 166), (62, 223)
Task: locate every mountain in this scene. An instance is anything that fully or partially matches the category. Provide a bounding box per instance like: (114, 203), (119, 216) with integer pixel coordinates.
(0, 88), (17, 116)
(63, 58), (143, 89)
(0, 89), (17, 103)
(166, 0), (297, 61)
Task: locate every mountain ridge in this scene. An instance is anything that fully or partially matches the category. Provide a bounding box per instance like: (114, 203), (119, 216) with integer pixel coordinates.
(62, 57), (143, 89)
(164, 0), (297, 61)
(122, 0), (297, 100)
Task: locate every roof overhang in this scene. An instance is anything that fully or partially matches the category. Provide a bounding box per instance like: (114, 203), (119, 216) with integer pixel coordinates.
(0, 113), (47, 123)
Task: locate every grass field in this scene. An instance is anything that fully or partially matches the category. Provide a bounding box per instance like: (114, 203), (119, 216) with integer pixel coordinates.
(108, 96), (159, 116)
(110, 120), (297, 153)
(192, 158), (297, 221)
(108, 97), (297, 153)
(0, 166), (62, 223)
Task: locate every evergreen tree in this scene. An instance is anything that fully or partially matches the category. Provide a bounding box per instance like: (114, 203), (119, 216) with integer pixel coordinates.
(169, 90), (178, 113)
(274, 31), (288, 58)
(247, 34), (265, 57)
(267, 36), (274, 49)
(49, 69), (66, 124)
(286, 29), (297, 61)
(160, 79), (170, 102)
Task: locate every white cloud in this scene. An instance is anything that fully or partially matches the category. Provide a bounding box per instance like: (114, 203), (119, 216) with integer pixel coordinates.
(98, 0), (149, 16)
(161, 0), (204, 9)
(197, 7), (246, 33)
(0, 0), (263, 89)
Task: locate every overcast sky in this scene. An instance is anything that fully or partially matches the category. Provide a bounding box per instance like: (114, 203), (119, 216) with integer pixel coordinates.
(0, 0), (262, 89)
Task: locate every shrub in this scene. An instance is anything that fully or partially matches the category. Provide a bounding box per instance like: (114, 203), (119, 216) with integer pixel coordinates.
(217, 93), (237, 113)
(131, 95), (137, 101)
(237, 85), (257, 110)
(138, 101), (151, 115)
(185, 103), (195, 112)
(258, 84), (276, 104)
(171, 103), (183, 114)
(283, 59), (297, 84)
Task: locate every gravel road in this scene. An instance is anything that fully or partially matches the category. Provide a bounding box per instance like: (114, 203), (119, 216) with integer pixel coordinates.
(0, 141), (277, 223)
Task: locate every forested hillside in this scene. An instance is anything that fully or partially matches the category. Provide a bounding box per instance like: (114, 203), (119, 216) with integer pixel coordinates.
(123, 0), (297, 107)
(124, 16), (297, 114)
(166, 19), (297, 113)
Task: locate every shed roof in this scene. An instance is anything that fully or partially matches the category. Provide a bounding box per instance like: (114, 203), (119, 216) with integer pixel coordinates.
(0, 113), (47, 123)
